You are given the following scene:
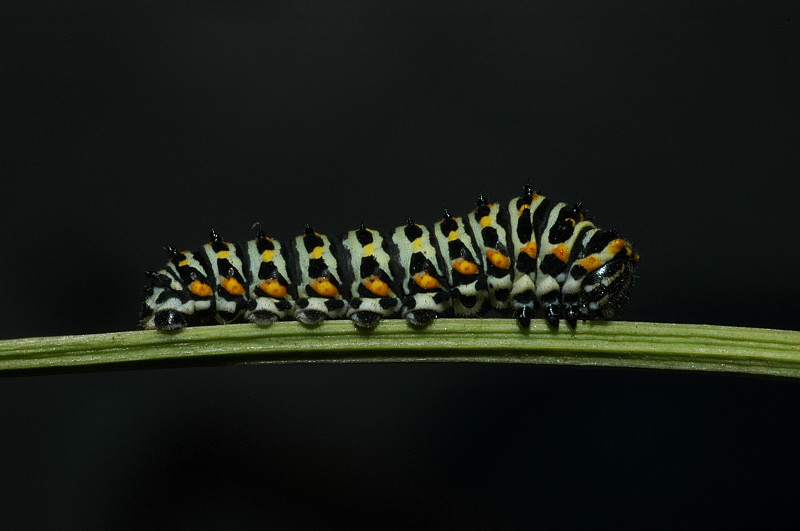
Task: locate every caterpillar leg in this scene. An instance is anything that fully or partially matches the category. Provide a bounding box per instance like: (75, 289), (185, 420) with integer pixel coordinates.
(347, 294), (400, 329)
(404, 309), (440, 326)
(350, 311), (382, 329)
(152, 309), (189, 330)
(295, 307), (329, 325)
(294, 299), (346, 325)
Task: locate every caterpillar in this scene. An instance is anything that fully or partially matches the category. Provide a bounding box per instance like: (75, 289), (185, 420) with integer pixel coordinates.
(140, 184), (639, 331)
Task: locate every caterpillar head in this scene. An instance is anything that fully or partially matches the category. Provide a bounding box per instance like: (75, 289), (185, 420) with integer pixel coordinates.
(564, 243), (639, 328)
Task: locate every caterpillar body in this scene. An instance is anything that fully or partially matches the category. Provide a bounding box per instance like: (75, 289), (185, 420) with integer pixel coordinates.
(140, 185), (639, 331)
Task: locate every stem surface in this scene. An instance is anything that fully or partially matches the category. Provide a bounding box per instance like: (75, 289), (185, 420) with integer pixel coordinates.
(1, 320), (798, 377)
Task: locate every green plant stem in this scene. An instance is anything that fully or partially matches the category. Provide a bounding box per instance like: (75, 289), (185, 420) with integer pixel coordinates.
(1, 320), (799, 377)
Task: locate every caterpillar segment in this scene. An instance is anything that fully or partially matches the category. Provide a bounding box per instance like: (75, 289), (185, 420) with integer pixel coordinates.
(432, 209), (486, 316)
(140, 270), (196, 330)
(291, 225), (349, 325)
(140, 184), (638, 331)
(139, 247), (216, 329)
(339, 225), (403, 329)
(244, 228), (296, 325)
(199, 229), (250, 324)
(535, 202), (597, 327)
(505, 185), (547, 326)
(466, 194), (513, 312)
(390, 220), (452, 326)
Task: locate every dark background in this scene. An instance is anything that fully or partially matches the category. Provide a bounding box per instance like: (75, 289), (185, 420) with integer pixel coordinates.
(2, 2), (798, 528)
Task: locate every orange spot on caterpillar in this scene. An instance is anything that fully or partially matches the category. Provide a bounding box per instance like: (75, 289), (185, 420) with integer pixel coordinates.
(189, 280), (213, 297)
(260, 279), (287, 299)
(552, 244), (570, 262)
(609, 238), (627, 254)
(413, 272), (441, 290)
(221, 276), (245, 296)
(521, 241), (537, 259)
(577, 256), (602, 273)
(453, 258), (479, 275)
(486, 249), (511, 269)
(311, 278), (339, 297)
(364, 275), (392, 296)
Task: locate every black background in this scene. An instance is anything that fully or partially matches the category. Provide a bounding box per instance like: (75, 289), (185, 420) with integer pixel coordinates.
(2, 2), (799, 528)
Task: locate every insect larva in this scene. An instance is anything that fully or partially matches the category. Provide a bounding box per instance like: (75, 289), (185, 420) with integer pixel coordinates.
(140, 185), (639, 330)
